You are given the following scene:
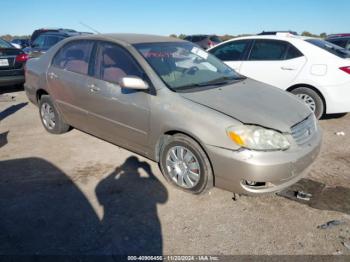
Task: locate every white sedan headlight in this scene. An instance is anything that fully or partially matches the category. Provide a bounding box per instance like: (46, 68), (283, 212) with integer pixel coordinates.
(226, 125), (290, 151)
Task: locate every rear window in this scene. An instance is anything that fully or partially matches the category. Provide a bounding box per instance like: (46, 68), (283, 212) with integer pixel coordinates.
(0, 38), (13, 48)
(306, 39), (350, 58)
(209, 36), (221, 43)
(191, 36), (207, 42)
(327, 39), (348, 48)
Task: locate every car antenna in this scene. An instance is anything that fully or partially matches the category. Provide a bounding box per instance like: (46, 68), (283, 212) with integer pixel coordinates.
(79, 22), (101, 34)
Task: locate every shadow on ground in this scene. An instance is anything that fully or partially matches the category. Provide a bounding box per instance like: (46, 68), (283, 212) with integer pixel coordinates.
(0, 156), (167, 255)
(0, 131), (8, 148)
(0, 84), (24, 95)
(0, 102), (28, 121)
(278, 179), (350, 215)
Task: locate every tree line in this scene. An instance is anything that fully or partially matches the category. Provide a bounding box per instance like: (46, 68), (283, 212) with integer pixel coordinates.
(1, 31), (329, 42)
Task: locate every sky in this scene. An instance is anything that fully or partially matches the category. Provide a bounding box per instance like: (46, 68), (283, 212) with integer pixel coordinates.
(1, 0), (349, 36)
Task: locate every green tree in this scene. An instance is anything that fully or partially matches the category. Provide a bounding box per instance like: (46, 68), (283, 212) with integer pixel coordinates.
(320, 32), (327, 38)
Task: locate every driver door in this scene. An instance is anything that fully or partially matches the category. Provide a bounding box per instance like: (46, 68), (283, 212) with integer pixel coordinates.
(84, 41), (151, 154)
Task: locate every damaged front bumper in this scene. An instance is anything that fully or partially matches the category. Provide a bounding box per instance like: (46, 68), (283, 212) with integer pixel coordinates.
(205, 129), (322, 195)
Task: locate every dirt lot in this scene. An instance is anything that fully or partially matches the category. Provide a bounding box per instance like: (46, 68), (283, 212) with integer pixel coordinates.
(0, 89), (349, 255)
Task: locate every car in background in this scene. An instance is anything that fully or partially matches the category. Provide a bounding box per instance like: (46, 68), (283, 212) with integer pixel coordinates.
(11, 38), (30, 49)
(208, 33), (350, 119)
(184, 35), (221, 49)
(0, 38), (28, 87)
(24, 30), (82, 58)
(24, 33), (321, 195)
(326, 34), (350, 51)
(30, 28), (77, 44)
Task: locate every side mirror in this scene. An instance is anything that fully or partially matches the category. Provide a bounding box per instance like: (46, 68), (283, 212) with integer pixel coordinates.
(119, 76), (149, 90)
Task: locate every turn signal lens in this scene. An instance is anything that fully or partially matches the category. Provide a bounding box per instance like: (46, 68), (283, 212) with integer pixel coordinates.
(227, 131), (245, 146)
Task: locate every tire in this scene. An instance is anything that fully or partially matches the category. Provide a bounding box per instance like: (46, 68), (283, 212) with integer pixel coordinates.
(291, 87), (324, 119)
(159, 134), (213, 194)
(39, 95), (70, 134)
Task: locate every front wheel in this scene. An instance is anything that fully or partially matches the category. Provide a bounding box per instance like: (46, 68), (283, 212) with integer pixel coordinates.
(291, 87), (324, 119)
(159, 134), (213, 194)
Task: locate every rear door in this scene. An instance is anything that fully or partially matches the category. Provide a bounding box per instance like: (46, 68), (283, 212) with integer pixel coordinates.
(84, 41), (151, 153)
(47, 40), (95, 130)
(209, 39), (251, 72)
(239, 39), (307, 89)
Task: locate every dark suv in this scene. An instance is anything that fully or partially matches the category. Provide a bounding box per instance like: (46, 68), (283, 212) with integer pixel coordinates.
(184, 35), (221, 49)
(24, 29), (82, 58)
(326, 34), (350, 50)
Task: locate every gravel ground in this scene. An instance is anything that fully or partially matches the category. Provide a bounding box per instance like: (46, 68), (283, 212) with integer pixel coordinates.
(0, 89), (349, 255)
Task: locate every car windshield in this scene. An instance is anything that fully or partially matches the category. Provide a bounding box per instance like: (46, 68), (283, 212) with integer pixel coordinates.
(0, 38), (14, 48)
(306, 39), (350, 59)
(134, 42), (242, 91)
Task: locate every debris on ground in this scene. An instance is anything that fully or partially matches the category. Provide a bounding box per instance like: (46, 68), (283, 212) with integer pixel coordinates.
(0, 94), (16, 102)
(296, 191), (312, 201)
(342, 241), (350, 250)
(317, 220), (345, 229)
(232, 193), (240, 201)
(335, 131), (346, 136)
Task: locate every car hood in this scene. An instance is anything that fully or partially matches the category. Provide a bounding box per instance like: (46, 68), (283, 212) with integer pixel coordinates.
(179, 79), (311, 133)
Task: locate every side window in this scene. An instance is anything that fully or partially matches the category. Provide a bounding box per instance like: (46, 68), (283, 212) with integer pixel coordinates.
(249, 40), (288, 61)
(32, 35), (46, 48)
(346, 40), (350, 50)
(210, 40), (249, 61)
(45, 36), (63, 48)
(94, 42), (143, 84)
(52, 40), (93, 75)
(285, 44), (303, 59)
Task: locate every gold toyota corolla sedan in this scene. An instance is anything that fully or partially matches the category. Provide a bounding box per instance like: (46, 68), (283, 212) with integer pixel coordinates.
(24, 34), (322, 195)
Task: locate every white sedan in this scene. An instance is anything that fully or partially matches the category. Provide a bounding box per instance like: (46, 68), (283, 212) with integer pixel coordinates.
(208, 33), (350, 119)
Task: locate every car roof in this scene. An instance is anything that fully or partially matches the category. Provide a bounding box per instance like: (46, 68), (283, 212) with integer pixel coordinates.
(69, 33), (186, 44)
(223, 33), (314, 42)
(41, 31), (81, 37)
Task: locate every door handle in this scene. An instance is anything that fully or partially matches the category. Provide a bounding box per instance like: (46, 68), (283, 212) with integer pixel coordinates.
(88, 84), (100, 93)
(48, 72), (58, 80)
(281, 66), (296, 71)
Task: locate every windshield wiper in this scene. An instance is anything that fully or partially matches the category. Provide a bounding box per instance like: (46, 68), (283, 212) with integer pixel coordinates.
(175, 76), (245, 90)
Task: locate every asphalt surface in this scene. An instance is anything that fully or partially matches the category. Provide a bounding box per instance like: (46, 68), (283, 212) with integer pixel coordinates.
(0, 89), (349, 255)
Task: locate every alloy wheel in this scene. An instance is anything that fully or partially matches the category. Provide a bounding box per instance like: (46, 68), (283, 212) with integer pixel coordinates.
(40, 102), (56, 130)
(165, 146), (201, 189)
(296, 93), (316, 112)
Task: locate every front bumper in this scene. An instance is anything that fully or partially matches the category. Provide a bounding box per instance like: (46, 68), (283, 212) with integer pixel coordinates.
(206, 129), (322, 195)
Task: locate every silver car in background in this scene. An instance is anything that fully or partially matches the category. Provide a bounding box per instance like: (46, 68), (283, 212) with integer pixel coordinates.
(24, 34), (322, 195)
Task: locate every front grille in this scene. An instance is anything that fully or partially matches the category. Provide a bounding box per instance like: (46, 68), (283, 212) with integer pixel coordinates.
(291, 114), (317, 145)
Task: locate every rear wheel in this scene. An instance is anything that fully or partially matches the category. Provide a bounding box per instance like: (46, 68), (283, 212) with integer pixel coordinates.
(291, 87), (324, 119)
(159, 134), (213, 194)
(39, 95), (70, 134)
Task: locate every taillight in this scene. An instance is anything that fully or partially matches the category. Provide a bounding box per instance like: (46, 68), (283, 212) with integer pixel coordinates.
(15, 53), (29, 63)
(340, 66), (350, 74)
(208, 40), (213, 47)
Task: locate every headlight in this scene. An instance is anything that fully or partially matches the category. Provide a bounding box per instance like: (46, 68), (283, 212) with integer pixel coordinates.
(227, 125), (290, 151)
